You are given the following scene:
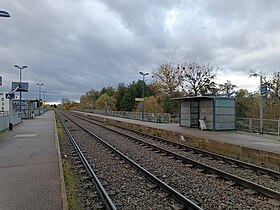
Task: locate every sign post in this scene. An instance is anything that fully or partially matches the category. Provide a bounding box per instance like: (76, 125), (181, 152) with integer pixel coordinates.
(7, 86), (20, 130)
(9, 98), (13, 130)
(260, 76), (263, 134)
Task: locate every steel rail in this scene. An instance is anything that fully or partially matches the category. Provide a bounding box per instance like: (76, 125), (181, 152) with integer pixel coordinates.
(75, 111), (280, 179)
(56, 111), (117, 210)
(70, 112), (280, 201)
(61, 111), (203, 210)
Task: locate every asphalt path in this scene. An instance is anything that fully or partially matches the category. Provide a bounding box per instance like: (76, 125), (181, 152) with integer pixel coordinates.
(0, 111), (62, 210)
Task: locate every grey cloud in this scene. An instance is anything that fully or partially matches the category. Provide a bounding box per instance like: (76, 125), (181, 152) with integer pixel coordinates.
(1, 0), (280, 102)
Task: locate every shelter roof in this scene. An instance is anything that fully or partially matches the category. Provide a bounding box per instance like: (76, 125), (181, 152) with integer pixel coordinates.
(172, 96), (233, 101)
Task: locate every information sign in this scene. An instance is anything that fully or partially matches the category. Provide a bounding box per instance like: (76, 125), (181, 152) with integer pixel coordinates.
(135, 98), (144, 102)
(6, 93), (15, 99)
(11, 82), (29, 92)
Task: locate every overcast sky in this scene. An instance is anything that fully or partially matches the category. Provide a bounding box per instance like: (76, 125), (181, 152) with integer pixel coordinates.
(1, 0), (280, 103)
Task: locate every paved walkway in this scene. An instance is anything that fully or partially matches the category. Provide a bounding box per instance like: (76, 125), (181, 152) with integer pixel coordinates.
(79, 112), (280, 154)
(0, 111), (64, 210)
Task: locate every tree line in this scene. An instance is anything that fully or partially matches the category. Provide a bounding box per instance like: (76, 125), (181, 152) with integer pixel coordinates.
(61, 63), (280, 119)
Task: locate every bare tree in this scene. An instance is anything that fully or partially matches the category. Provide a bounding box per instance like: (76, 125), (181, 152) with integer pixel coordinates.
(152, 63), (183, 96)
(267, 72), (280, 101)
(218, 80), (238, 97)
(179, 62), (218, 96)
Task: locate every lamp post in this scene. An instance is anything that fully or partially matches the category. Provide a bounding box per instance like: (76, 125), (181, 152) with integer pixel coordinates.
(251, 73), (264, 134)
(139, 72), (149, 121)
(14, 65), (28, 112)
(36, 83), (44, 116)
(42, 90), (47, 113)
(42, 90), (47, 101)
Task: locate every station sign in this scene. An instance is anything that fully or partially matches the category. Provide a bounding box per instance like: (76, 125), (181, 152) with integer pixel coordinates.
(135, 98), (144, 102)
(6, 93), (15, 99)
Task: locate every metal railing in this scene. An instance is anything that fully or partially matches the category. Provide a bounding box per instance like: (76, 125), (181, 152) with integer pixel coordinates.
(13, 112), (21, 124)
(170, 114), (180, 123)
(0, 112), (21, 132)
(0, 114), (9, 131)
(77, 109), (280, 135)
(236, 117), (280, 135)
(79, 109), (172, 123)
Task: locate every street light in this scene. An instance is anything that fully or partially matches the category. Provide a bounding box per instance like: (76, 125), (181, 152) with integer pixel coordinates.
(42, 90), (47, 113)
(42, 90), (47, 101)
(250, 73), (264, 134)
(36, 83), (44, 116)
(139, 71), (149, 121)
(14, 65), (28, 112)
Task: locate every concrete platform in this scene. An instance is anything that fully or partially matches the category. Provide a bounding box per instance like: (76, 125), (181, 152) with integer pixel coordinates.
(77, 111), (280, 170)
(0, 111), (65, 210)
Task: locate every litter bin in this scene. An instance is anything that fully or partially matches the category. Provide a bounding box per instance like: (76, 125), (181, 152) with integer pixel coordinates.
(9, 123), (13, 130)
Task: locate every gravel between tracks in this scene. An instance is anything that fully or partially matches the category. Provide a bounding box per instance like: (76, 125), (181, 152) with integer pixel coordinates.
(64, 116), (181, 210)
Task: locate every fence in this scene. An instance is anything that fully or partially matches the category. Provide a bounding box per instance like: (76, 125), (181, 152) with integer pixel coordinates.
(170, 114), (179, 123)
(236, 117), (280, 135)
(79, 109), (172, 123)
(78, 109), (280, 135)
(0, 112), (21, 132)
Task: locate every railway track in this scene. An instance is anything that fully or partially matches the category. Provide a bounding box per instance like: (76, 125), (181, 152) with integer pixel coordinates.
(64, 110), (280, 209)
(57, 112), (117, 210)
(72, 112), (280, 195)
(57, 111), (203, 210)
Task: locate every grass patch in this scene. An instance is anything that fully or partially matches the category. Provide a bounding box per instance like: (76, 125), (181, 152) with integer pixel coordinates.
(62, 159), (81, 210)
(191, 142), (200, 148)
(56, 118), (65, 139)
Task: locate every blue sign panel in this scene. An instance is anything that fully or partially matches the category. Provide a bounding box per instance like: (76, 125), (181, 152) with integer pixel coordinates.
(0, 10), (10, 17)
(261, 84), (268, 95)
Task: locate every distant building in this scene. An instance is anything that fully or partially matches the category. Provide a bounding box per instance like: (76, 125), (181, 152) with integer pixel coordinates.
(0, 93), (44, 118)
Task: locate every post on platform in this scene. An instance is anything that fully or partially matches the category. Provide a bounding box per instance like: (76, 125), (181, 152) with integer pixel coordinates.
(9, 98), (13, 130)
(139, 72), (149, 121)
